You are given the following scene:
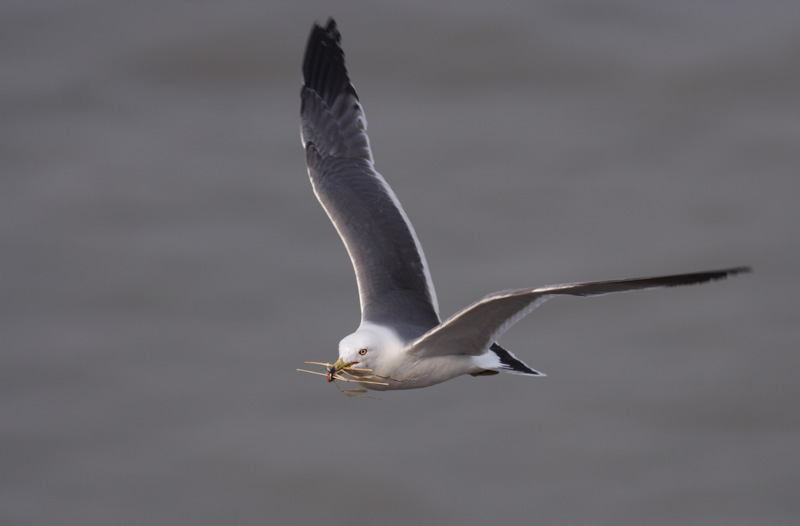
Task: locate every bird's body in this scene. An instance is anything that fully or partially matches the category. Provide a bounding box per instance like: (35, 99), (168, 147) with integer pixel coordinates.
(299, 19), (748, 392)
(336, 322), (528, 390)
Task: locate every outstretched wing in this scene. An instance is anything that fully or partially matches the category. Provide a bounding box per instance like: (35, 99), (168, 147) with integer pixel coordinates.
(407, 267), (751, 357)
(300, 19), (440, 334)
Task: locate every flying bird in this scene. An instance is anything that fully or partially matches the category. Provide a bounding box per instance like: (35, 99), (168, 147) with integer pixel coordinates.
(299, 18), (749, 391)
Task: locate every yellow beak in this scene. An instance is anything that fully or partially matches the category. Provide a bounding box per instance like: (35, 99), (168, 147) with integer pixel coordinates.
(327, 357), (356, 382)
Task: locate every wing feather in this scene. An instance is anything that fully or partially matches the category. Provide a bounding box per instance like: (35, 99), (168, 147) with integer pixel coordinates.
(300, 19), (439, 334)
(408, 267), (750, 357)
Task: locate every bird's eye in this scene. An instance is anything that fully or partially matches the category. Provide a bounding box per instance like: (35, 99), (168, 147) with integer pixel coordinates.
(358, 348), (368, 356)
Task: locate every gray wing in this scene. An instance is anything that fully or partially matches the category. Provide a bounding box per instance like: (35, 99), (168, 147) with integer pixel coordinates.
(300, 19), (440, 333)
(408, 267), (750, 357)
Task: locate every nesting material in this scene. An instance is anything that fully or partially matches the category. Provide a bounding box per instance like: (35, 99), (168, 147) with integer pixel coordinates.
(297, 361), (401, 398)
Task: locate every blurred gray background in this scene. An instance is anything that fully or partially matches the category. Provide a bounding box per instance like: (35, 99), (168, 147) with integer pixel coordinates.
(2, 1), (798, 525)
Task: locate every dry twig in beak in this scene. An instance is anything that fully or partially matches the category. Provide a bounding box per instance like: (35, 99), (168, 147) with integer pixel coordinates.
(297, 361), (404, 397)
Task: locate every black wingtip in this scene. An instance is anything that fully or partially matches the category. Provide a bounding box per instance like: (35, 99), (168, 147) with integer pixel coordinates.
(662, 266), (752, 289)
(302, 18), (357, 105)
(490, 343), (542, 376)
(671, 266), (752, 287)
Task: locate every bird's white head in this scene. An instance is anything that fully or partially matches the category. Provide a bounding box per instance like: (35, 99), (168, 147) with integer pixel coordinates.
(327, 323), (403, 382)
(336, 327), (382, 370)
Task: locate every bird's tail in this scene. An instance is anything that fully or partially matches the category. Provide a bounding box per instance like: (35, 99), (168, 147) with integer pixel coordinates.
(472, 343), (544, 377)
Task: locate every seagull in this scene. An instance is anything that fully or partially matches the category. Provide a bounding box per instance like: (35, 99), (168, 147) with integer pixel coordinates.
(299, 18), (749, 391)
